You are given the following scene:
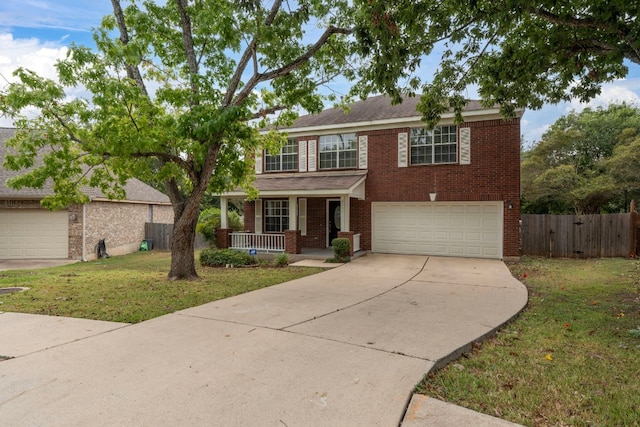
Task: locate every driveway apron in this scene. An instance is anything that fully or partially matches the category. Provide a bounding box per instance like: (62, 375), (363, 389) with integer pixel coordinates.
(0, 254), (527, 426)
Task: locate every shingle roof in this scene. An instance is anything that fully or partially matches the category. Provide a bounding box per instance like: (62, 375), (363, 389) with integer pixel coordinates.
(223, 170), (367, 198)
(253, 170), (366, 192)
(0, 128), (170, 204)
(285, 95), (485, 129)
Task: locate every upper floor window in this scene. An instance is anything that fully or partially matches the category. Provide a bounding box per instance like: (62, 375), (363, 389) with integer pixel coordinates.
(410, 125), (458, 165)
(265, 139), (298, 172)
(319, 133), (357, 169)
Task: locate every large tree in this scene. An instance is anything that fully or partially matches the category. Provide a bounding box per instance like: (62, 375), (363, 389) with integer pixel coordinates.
(0, 0), (358, 280)
(353, 0), (639, 125)
(521, 104), (640, 214)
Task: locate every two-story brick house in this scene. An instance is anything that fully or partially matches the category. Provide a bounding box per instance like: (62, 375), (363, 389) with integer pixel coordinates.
(217, 95), (521, 260)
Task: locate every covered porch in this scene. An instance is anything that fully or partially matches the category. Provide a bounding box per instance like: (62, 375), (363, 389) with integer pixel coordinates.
(216, 171), (367, 256)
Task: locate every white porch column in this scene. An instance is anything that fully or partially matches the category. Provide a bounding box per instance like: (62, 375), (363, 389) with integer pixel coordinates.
(288, 195), (297, 230)
(340, 195), (350, 232)
(220, 196), (228, 229)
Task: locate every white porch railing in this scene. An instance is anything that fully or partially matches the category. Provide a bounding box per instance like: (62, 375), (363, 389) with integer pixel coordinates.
(353, 233), (361, 252)
(231, 232), (285, 252)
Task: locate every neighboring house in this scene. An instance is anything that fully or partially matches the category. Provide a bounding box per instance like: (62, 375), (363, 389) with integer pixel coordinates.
(0, 128), (174, 260)
(217, 95), (522, 260)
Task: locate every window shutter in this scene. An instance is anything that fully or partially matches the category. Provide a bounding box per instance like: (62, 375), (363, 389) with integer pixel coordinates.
(255, 152), (263, 174)
(358, 135), (368, 169)
(459, 127), (471, 165)
(298, 140), (307, 172)
(308, 140), (317, 172)
(254, 199), (263, 234)
(398, 132), (408, 167)
(298, 198), (307, 236)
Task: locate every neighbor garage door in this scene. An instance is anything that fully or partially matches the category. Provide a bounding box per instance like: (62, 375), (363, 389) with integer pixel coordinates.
(0, 209), (69, 259)
(372, 202), (503, 259)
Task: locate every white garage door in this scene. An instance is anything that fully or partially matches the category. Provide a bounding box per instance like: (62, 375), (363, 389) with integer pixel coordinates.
(372, 202), (503, 259)
(0, 209), (69, 259)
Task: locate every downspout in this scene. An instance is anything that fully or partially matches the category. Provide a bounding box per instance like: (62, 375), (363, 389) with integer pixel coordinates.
(82, 203), (87, 262)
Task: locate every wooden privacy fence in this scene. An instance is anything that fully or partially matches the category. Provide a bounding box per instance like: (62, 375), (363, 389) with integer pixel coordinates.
(144, 223), (208, 251)
(521, 213), (637, 258)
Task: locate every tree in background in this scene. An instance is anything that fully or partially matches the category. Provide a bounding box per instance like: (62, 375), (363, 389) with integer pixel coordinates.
(522, 104), (640, 214)
(196, 207), (244, 247)
(0, 0), (358, 280)
(353, 1), (639, 126)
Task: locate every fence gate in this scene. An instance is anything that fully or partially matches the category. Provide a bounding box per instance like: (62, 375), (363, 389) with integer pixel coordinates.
(521, 213), (634, 258)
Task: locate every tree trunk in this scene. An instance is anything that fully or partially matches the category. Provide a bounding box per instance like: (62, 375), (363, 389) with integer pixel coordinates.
(168, 204), (200, 280)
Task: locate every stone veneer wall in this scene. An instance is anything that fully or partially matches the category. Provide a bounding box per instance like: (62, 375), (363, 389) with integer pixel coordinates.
(82, 201), (174, 260)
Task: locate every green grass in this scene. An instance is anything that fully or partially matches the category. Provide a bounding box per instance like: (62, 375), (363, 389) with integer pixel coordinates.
(417, 257), (640, 426)
(0, 251), (324, 323)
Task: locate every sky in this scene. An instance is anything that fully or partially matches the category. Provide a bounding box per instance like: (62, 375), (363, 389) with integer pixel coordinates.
(1, 1), (640, 147)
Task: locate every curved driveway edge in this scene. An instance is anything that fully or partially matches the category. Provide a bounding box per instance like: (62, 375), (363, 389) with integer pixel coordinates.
(0, 254), (527, 426)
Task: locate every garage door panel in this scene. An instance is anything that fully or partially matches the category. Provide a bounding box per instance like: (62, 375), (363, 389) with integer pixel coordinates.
(465, 231), (482, 242)
(0, 210), (68, 259)
(372, 202), (503, 259)
(449, 205), (466, 214)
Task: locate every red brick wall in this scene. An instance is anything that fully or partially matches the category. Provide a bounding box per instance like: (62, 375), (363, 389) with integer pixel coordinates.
(301, 198), (328, 249)
(363, 119), (521, 257)
(244, 117), (521, 258)
(284, 229), (302, 254)
(244, 202), (255, 232)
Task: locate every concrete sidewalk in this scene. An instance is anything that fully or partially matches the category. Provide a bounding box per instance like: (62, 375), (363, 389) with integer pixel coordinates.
(0, 254), (527, 426)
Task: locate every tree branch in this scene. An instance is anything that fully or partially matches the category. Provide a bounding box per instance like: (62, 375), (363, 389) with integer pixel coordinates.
(110, 0), (149, 97)
(529, 6), (640, 64)
(129, 150), (196, 181)
(233, 25), (353, 106)
(248, 104), (287, 120)
(223, 0), (284, 107)
(528, 7), (600, 29)
(175, 0), (200, 103)
(46, 108), (86, 146)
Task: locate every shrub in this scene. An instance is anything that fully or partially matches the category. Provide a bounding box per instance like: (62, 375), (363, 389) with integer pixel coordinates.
(197, 207), (244, 246)
(330, 238), (351, 262)
(199, 248), (255, 267)
(272, 253), (289, 267)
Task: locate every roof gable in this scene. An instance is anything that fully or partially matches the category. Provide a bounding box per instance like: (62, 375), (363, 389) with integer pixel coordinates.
(0, 128), (171, 204)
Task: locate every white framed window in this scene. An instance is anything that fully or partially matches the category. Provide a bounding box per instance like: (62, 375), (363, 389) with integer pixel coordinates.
(410, 125), (458, 165)
(319, 133), (357, 169)
(265, 139), (298, 172)
(264, 200), (289, 232)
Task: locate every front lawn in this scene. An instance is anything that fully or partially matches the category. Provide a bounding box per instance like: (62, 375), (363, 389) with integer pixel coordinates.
(0, 251), (324, 323)
(417, 257), (640, 426)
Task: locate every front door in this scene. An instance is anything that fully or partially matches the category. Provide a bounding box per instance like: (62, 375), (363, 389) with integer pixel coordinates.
(328, 200), (341, 246)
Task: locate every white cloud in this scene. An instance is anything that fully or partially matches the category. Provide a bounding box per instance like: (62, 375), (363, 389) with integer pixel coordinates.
(0, 33), (67, 83)
(520, 78), (640, 147)
(0, 33), (69, 127)
(567, 79), (640, 113)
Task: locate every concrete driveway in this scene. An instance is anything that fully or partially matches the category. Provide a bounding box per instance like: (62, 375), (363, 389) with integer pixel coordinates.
(0, 254), (527, 426)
